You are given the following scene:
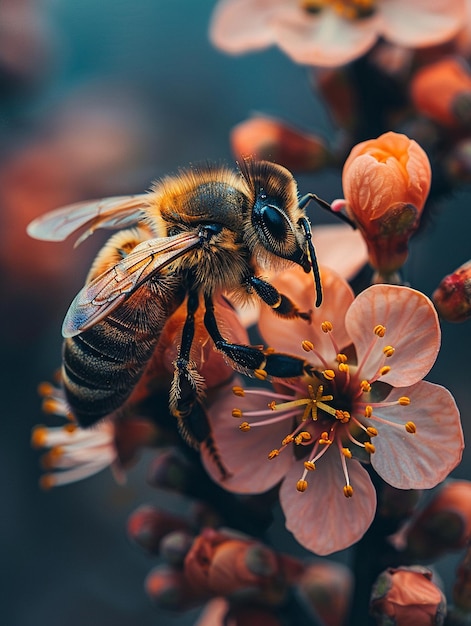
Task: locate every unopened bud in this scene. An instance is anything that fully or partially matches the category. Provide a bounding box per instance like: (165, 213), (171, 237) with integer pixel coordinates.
(433, 261), (471, 323)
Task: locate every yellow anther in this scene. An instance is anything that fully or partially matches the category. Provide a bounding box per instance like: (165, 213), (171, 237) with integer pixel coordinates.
(383, 345), (395, 357)
(399, 396), (411, 406)
(319, 434), (332, 445)
(282, 435), (294, 446)
(323, 369), (335, 381)
(374, 324), (386, 337)
(364, 442), (376, 454)
(304, 461), (316, 471)
(232, 408), (243, 418)
(300, 431), (312, 441)
(302, 340), (314, 352)
(268, 401), (277, 410)
(405, 421), (417, 434)
(360, 380), (371, 393)
(338, 363), (349, 374)
(364, 405), (373, 418)
(31, 426), (48, 449)
(232, 386), (245, 397)
(379, 366), (391, 376)
(321, 321), (333, 333)
(39, 475), (56, 491)
(63, 423), (77, 433)
(366, 426), (378, 437)
(239, 422), (251, 432)
(254, 368), (268, 381)
(335, 409), (350, 423)
(343, 485), (354, 498)
(268, 449), (279, 459)
(37, 381), (54, 397)
(336, 353), (348, 363)
(342, 447), (352, 458)
(296, 480), (308, 492)
(42, 398), (58, 414)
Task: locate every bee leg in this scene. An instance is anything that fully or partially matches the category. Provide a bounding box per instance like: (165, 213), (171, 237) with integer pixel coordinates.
(170, 291), (230, 480)
(204, 295), (315, 379)
(247, 275), (311, 322)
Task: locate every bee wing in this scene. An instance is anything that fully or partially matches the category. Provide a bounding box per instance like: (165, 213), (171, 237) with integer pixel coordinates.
(62, 232), (201, 337)
(27, 194), (151, 246)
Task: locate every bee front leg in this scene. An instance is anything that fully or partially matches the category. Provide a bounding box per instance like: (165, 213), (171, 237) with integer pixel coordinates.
(170, 290), (230, 480)
(203, 294), (315, 379)
(247, 275), (311, 322)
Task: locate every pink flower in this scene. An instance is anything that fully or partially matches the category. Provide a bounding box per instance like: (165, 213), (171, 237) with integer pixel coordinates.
(209, 0), (466, 68)
(202, 267), (463, 555)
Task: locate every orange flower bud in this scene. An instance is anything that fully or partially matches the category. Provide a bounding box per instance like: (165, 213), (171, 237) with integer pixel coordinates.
(433, 260), (471, 323)
(370, 566), (446, 625)
(298, 561), (353, 626)
(231, 115), (331, 172)
(342, 131), (431, 277)
(410, 57), (471, 128)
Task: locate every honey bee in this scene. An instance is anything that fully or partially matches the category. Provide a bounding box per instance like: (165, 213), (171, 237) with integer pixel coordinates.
(28, 160), (352, 475)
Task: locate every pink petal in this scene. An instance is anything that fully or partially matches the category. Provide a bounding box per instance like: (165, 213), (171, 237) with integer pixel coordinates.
(345, 284), (440, 386)
(272, 9), (379, 67)
(201, 380), (294, 492)
(311, 223), (368, 281)
(258, 266), (354, 361)
(279, 453), (376, 555)
(209, 0), (286, 54)
(379, 0), (466, 48)
(370, 381), (463, 489)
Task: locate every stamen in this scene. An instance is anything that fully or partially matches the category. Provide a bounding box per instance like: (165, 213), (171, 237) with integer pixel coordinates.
(232, 386), (245, 397)
(366, 426), (378, 437)
(321, 321), (333, 333)
(232, 408), (243, 418)
(302, 340), (314, 352)
(364, 442), (376, 454)
(254, 368), (268, 381)
(337, 353), (348, 363)
(374, 324), (386, 337)
(304, 460), (316, 470)
(323, 369), (335, 381)
(405, 421), (417, 434)
(383, 345), (395, 357)
(268, 449), (279, 459)
(342, 447), (352, 458)
(239, 422), (250, 431)
(379, 366), (391, 376)
(360, 380), (371, 393)
(297, 480), (308, 492)
(364, 405), (373, 418)
(343, 485), (354, 497)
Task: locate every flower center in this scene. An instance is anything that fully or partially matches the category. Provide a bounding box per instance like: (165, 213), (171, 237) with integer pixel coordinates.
(300, 0), (376, 19)
(232, 320), (416, 499)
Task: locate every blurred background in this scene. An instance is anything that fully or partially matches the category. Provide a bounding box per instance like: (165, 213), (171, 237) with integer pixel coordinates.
(1, 1), (469, 625)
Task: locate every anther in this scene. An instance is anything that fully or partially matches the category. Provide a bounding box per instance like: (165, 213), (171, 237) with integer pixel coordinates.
(383, 345), (395, 357)
(39, 474), (56, 490)
(304, 461), (316, 471)
(302, 340), (314, 352)
(364, 405), (373, 418)
(297, 480), (308, 492)
(405, 421), (417, 434)
(343, 485), (354, 498)
(268, 401), (277, 410)
(282, 435), (294, 445)
(366, 426), (378, 437)
(342, 448), (352, 458)
(254, 368), (268, 381)
(268, 449), (279, 459)
(379, 366), (391, 376)
(295, 432), (312, 444)
(232, 386), (245, 397)
(374, 324), (386, 337)
(37, 382), (54, 397)
(232, 408), (243, 418)
(336, 353), (348, 363)
(31, 426), (48, 448)
(323, 369), (335, 381)
(321, 321), (333, 333)
(360, 380), (371, 393)
(338, 363), (349, 374)
(335, 410), (350, 423)
(364, 442), (376, 454)
(399, 396), (411, 406)
(239, 422), (250, 432)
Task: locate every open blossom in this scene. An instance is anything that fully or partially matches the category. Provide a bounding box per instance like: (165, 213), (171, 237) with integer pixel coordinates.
(341, 131), (431, 279)
(209, 0), (466, 68)
(202, 267), (463, 555)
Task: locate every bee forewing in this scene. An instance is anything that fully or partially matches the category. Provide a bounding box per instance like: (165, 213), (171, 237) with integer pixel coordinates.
(26, 195), (150, 245)
(62, 231), (201, 337)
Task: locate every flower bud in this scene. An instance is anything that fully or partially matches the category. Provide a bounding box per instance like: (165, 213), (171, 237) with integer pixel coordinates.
(127, 505), (190, 554)
(145, 565), (203, 610)
(433, 261), (471, 323)
(370, 566), (446, 625)
(410, 58), (471, 128)
(159, 530), (195, 567)
(231, 115), (331, 172)
(392, 481), (471, 561)
(342, 131), (431, 278)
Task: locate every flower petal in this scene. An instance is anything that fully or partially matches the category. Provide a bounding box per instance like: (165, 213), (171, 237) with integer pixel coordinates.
(279, 453), (376, 555)
(370, 381), (463, 489)
(345, 284), (440, 386)
(209, 0), (286, 54)
(272, 9), (379, 67)
(258, 265), (354, 361)
(202, 380), (294, 492)
(380, 0), (466, 48)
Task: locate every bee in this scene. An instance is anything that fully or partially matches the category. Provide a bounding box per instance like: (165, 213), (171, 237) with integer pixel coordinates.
(28, 160), (353, 476)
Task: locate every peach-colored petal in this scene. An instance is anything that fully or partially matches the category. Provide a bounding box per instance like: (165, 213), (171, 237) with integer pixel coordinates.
(345, 285), (440, 386)
(371, 382), (463, 489)
(380, 0), (466, 48)
(209, 0), (285, 54)
(202, 380), (294, 492)
(272, 8), (379, 67)
(280, 454), (376, 555)
(195, 598), (229, 626)
(258, 266), (354, 361)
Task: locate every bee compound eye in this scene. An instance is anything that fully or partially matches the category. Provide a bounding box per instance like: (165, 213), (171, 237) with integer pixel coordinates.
(258, 205), (287, 241)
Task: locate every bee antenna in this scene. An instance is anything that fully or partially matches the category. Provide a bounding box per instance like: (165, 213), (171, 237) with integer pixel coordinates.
(299, 193), (357, 229)
(298, 217), (322, 308)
